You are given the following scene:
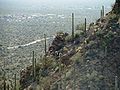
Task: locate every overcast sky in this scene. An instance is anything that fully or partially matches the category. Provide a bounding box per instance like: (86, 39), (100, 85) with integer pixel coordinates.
(0, 0), (115, 5)
(0, 0), (115, 9)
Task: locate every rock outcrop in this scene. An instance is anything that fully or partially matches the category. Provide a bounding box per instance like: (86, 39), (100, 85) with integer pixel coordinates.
(112, 0), (120, 14)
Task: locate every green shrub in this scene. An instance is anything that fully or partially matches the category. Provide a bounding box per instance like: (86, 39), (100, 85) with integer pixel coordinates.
(76, 24), (85, 30)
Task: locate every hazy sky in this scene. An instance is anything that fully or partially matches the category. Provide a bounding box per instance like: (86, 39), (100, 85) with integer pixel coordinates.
(0, 0), (115, 5)
(0, 0), (115, 10)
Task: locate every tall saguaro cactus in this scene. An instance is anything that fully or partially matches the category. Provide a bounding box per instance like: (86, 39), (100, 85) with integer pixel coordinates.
(14, 74), (16, 90)
(34, 58), (37, 81)
(58, 53), (62, 90)
(102, 6), (104, 17)
(44, 34), (47, 56)
(32, 51), (37, 81)
(101, 10), (103, 18)
(32, 51), (35, 79)
(3, 71), (6, 90)
(100, 6), (105, 18)
(7, 84), (9, 90)
(84, 18), (87, 37)
(73, 63), (76, 90)
(72, 13), (75, 40)
(63, 71), (66, 90)
(115, 76), (118, 90)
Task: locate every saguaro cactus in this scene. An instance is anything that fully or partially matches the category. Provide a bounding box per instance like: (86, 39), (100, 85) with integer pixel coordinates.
(100, 6), (105, 18)
(63, 71), (66, 90)
(73, 63), (76, 90)
(72, 13), (75, 40)
(3, 71), (6, 90)
(115, 76), (118, 90)
(34, 58), (37, 81)
(14, 74), (16, 90)
(32, 51), (35, 79)
(102, 6), (104, 17)
(101, 10), (103, 18)
(32, 51), (37, 81)
(7, 84), (9, 90)
(84, 18), (87, 37)
(58, 53), (62, 90)
(44, 34), (47, 56)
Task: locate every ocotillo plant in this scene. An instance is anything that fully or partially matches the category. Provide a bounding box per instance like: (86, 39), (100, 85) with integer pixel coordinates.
(44, 34), (47, 56)
(14, 74), (16, 90)
(72, 13), (75, 40)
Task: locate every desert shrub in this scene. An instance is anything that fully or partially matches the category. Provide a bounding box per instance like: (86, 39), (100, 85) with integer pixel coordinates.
(40, 56), (57, 77)
(74, 33), (80, 39)
(100, 31), (114, 49)
(65, 35), (73, 42)
(76, 24), (85, 30)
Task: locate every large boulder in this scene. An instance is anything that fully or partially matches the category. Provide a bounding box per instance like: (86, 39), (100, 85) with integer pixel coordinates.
(48, 32), (68, 55)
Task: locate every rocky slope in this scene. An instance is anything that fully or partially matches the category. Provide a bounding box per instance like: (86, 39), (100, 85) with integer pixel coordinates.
(69, 0), (120, 89)
(19, 0), (120, 90)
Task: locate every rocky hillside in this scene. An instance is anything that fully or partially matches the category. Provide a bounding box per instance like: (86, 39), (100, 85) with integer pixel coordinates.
(69, 0), (120, 89)
(19, 0), (120, 90)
